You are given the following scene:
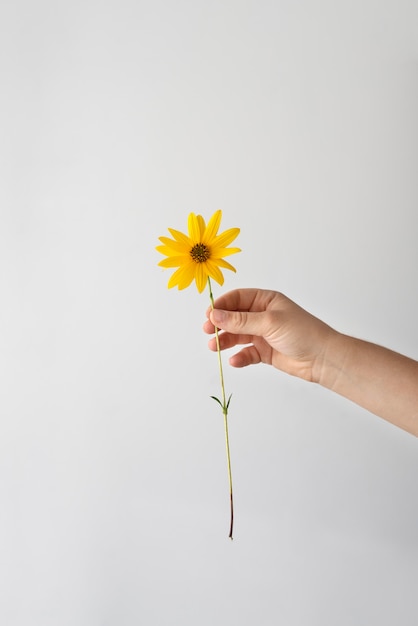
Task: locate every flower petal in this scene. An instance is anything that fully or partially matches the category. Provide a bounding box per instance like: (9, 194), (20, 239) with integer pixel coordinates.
(168, 228), (192, 246)
(156, 245), (188, 258)
(194, 263), (208, 293)
(156, 245), (176, 256)
(158, 236), (190, 253)
(205, 260), (225, 286)
(196, 215), (206, 239)
(188, 213), (202, 243)
(213, 227), (240, 248)
(202, 210), (222, 244)
(211, 246), (241, 258)
(158, 256), (187, 268)
(167, 263), (196, 290)
(213, 257), (237, 272)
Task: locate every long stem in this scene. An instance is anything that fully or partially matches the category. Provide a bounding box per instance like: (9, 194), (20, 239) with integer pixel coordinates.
(208, 277), (234, 540)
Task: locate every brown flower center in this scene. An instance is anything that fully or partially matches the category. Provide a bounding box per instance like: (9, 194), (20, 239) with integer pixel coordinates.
(190, 243), (210, 263)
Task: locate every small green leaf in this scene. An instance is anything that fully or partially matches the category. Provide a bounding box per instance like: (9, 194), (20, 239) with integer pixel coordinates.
(226, 393), (233, 410)
(210, 395), (224, 409)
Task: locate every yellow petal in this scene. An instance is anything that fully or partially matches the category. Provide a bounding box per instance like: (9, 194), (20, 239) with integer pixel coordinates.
(156, 245), (175, 256)
(168, 228), (192, 246)
(158, 256), (187, 268)
(156, 245), (187, 258)
(196, 215), (206, 239)
(213, 257), (237, 272)
(167, 263), (195, 290)
(158, 236), (190, 253)
(211, 246), (241, 258)
(205, 260), (225, 286)
(213, 227), (240, 248)
(194, 263), (208, 293)
(188, 213), (202, 243)
(202, 210), (222, 244)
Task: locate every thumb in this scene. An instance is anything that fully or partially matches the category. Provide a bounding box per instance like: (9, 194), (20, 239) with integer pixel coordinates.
(210, 309), (267, 336)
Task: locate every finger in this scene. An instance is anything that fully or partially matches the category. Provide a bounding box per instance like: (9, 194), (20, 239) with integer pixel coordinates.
(207, 332), (254, 352)
(203, 318), (216, 334)
(229, 345), (262, 368)
(205, 288), (258, 316)
(203, 313), (254, 337)
(205, 288), (276, 319)
(210, 308), (275, 338)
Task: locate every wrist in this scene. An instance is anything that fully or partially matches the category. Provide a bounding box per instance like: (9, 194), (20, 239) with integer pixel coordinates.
(313, 330), (351, 390)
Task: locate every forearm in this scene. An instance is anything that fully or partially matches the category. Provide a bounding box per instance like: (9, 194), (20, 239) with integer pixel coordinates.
(318, 332), (418, 436)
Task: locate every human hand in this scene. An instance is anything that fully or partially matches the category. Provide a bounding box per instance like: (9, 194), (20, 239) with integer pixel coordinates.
(204, 288), (336, 383)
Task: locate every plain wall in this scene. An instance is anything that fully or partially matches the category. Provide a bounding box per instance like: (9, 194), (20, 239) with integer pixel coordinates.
(1, 1), (418, 625)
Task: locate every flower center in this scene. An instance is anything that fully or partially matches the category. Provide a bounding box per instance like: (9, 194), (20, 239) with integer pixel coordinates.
(190, 243), (210, 263)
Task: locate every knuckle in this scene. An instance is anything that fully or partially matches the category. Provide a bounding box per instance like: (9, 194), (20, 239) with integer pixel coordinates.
(233, 311), (247, 331)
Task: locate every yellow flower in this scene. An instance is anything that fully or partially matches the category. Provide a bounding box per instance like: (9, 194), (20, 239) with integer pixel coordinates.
(156, 210), (240, 293)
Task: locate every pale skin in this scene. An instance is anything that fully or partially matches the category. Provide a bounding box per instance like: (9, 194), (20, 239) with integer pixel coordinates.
(204, 288), (418, 437)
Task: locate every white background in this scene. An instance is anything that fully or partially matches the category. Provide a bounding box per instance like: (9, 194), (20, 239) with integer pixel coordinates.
(1, 1), (418, 624)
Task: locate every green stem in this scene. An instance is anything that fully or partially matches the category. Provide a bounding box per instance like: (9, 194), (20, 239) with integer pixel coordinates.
(208, 277), (234, 540)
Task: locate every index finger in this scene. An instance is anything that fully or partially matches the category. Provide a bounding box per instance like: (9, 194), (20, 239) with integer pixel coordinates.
(205, 288), (276, 318)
